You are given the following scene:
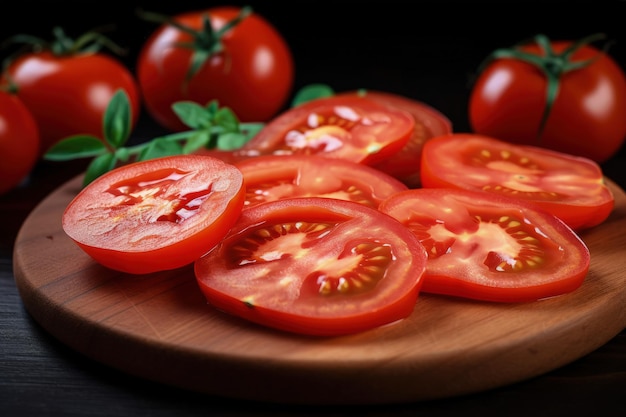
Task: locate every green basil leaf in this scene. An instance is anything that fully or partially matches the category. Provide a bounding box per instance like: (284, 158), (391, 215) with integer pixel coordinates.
(83, 153), (117, 186)
(241, 122), (264, 140)
(214, 107), (239, 133)
(291, 84), (335, 107)
(217, 132), (249, 150)
(182, 131), (210, 154)
(103, 89), (132, 148)
(172, 101), (212, 129)
(138, 138), (184, 161)
(43, 135), (107, 161)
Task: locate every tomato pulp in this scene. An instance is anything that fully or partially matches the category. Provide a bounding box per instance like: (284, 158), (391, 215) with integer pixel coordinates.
(420, 133), (615, 230)
(379, 188), (591, 303)
(62, 155), (245, 274)
(194, 197), (428, 336)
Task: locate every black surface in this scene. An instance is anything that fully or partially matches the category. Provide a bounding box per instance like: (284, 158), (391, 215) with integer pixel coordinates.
(1, 1), (625, 416)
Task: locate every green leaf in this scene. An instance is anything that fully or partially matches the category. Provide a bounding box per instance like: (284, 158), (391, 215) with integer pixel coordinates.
(172, 101), (212, 129)
(43, 135), (107, 161)
(103, 89), (132, 148)
(291, 84), (335, 107)
(138, 138), (184, 161)
(241, 122), (264, 140)
(214, 107), (239, 133)
(217, 132), (249, 150)
(83, 153), (117, 186)
(182, 131), (211, 154)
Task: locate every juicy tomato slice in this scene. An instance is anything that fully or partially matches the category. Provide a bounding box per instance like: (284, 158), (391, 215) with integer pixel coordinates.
(194, 197), (428, 336)
(62, 155), (245, 274)
(235, 154), (408, 209)
(337, 90), (453, 188)
(379, 188), (591, 303)
(241, 95), (415, 165)
(420, 133), (615, 230)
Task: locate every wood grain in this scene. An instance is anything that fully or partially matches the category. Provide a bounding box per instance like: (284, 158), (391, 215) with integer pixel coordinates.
(12, 175), (626, 405)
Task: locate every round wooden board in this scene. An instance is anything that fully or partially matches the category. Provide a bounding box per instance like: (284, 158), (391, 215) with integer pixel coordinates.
(12, 175), (626, 405)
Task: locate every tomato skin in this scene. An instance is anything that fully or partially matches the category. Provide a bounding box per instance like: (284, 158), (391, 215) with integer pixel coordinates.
(379, 188), (591, 303)
(469, 40), (626, 163)
(0, 91), (40, 195)
(62, 155), (245, 274)
(420, 133), (615, 230)
(338, 90), (453, 188)
(242, 95), (415, 165)
(195, 197), (428, 336)
(235, 154), (408, 209)
(4, 51), (141, 153)
(137, 6), (294, 131)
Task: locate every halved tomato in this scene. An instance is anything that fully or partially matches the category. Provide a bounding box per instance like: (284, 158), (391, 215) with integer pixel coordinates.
(420, 133), (615, 230)
(337, 90), (453, 187)
(194, 197), (428, 336)
(235, 154), (408, 209)
(379, 188), (591, 303)
(240, 95), (415, 165)
(62, 155), (245, 274)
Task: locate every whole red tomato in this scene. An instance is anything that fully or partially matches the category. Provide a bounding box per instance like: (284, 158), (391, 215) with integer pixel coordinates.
(469, 34), (626, 163)
(2, 30), (141, 154)
(0, 90), (40, 195)
(137, 6), (294, 132)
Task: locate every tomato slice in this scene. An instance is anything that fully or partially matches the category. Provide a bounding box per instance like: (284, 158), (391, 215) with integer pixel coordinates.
(62, 155), (245, 274)
(194, 197), (428, 336)
(379, 188), (591, 303)
(337, 90), (453, 187)
(241, 95), (415, 165)
(420, 133), (615, 230)
(235, 154), (408, 209)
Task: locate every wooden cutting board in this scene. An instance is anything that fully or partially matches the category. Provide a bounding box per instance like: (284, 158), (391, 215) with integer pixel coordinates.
(12, 175), (626, 405)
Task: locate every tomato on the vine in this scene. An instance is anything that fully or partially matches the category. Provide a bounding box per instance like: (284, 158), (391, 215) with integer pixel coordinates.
(137, 6), (294, 132)
(0, 90), (40, 195)
(241, 95), (415, 165)
(2, 29), (141, 154)
(420, 133), (615, 230)
(194, 197), (428, 336)
(235, 154), (408, 209)
(379, 188), (591, 303)
(62, 155), (245, 274)
(469, 33), (626, 163)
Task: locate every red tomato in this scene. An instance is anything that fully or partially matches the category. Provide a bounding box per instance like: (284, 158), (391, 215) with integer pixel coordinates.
(62, 155), (245, 274)
(379, 188), (591, 303)
(469, 35), (626, 163)
(242, 95), (415, 165)
(194, 197), (428, 336)
(137, 6), (294, 131)
(420, 134), (615, 230)
(4, 51), (141, 153)
(0, 91), (40, 195)
(338, 90), (453, 187)
(235, 154), (408, 209)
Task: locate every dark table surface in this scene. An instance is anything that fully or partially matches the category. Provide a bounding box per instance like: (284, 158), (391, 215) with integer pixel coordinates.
(2, 2), (626, 416)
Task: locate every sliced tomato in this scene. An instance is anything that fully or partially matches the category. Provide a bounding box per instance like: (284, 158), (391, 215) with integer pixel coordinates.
(235, 154), (408, 209)
(337, 90), (453, 187)
(379, 188), (590, 303)
(62, 155), (245, 274)
(420, 133), (615, 230)
(194, 197), (428, 336)
(241, 95), (415, 165)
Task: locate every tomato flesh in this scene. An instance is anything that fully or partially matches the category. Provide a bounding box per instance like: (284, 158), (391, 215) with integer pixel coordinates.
(63, 155), (245, 274)
(420, 133), (615, 230)
(379, 188), (591, 303)
(235, 154), (408, 209)
(242, 95), (415, 165)
(194, 197), (428, 336)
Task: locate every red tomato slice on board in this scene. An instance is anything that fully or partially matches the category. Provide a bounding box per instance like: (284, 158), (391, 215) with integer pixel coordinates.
(420, 133), (615, 230)
(379, 188), (591, 303)
(235, 154), (408, 209)
(62, 155), (245, 274)
(194, 197), (428, 336)
(240, 95), (415, 165)
(337, 90), (453, 187)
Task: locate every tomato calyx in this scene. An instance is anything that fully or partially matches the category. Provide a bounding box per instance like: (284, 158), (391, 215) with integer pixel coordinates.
(476, 33), (611, 142)
(137, 7), (252, 86)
